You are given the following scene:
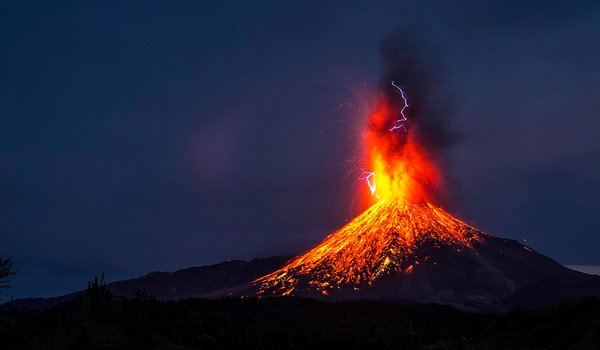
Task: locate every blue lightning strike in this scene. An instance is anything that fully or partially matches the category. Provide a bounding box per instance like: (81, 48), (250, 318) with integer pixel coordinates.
(389, 81), (409, 132)
(359, 171), (377, 195)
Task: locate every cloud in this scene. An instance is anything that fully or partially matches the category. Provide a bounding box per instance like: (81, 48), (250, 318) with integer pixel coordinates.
(565, 265), (600, 276)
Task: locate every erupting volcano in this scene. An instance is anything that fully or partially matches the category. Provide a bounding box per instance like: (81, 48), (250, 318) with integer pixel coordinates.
(256, 82), (482, 295)
(253, 81), (500, 306)
(244, 54), (600, 311)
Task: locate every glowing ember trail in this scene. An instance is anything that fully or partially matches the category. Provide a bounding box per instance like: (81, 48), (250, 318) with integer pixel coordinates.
(255, 81), (482, 297)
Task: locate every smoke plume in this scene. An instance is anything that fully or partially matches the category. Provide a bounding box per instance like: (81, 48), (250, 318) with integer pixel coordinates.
(379, 30), (460, 156)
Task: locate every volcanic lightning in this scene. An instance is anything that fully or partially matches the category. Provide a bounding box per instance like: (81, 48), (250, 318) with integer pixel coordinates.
(388, 81), (409, 132)
(359, 171), (377, 195)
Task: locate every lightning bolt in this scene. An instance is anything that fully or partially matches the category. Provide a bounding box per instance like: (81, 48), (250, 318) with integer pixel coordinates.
(359, 171), (377, 195)
(389, 81), (409, 132)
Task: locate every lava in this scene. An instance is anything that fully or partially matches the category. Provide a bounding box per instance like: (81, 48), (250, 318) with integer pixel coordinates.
(362, 85), (440, 204)
(257, 199), (480, 296)
(255, 82), (474, 297)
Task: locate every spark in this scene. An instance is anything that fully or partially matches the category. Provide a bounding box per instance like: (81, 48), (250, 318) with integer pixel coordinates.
(359, 171), (376, 194)
(389, 81), (409, 132)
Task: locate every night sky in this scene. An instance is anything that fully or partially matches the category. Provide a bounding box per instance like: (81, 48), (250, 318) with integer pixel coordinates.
(2, 1), (599, 301)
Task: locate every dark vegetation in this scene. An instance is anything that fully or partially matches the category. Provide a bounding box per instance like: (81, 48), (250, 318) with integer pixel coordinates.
(0, 256), (15, 291)
(1, 257), (290, 312)
(0, 277), (599, 350)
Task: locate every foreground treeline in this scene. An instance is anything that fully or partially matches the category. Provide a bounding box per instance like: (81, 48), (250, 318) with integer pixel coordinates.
(0, 280), (599, 350)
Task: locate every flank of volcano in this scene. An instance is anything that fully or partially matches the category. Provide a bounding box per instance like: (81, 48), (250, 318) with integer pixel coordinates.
(257, 199), (479, 297)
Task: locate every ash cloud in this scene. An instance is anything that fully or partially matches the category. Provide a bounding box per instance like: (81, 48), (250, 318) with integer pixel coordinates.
(379, 30), (461, 155)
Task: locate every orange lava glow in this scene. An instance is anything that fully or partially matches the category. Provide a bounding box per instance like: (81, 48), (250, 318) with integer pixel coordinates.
(362, 94), (440, 204)
(256, 200), (480, 296)
(256, 90), (477, 296)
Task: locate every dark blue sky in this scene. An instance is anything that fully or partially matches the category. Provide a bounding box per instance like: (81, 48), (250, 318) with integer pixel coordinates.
(1, 1), (599, 301)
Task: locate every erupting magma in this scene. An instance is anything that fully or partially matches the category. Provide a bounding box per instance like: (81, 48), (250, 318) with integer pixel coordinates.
(256, 84), (480, 296)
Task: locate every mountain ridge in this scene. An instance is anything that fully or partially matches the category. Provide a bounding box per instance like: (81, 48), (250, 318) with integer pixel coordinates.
(0, 256), (289, 311)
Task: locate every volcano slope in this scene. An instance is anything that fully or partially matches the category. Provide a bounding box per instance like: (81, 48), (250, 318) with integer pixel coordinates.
(251, 199), (600, 311)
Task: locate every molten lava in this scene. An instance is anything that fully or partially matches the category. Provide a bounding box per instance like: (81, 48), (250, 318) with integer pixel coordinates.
(361, 92), (441, 204)
(256, 85), (480, 297)
(257, 200), (480, 296)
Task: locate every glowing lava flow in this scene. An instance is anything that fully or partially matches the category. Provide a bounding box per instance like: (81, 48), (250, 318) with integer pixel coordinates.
(255, 81), (475, 297)
(256, 200), (480, 296)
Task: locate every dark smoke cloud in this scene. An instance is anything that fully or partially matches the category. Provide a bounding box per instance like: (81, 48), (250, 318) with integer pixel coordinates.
(379, 30), (461, 155)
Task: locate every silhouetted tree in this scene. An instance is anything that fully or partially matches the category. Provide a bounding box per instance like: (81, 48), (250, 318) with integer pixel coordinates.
(0, 256), (15, 291)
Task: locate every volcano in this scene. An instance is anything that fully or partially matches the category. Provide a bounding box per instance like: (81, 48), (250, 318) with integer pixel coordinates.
(245, 75), (600, 311)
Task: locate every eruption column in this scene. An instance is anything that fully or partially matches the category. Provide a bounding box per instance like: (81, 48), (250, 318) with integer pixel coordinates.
(362, 81), (413, 198)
